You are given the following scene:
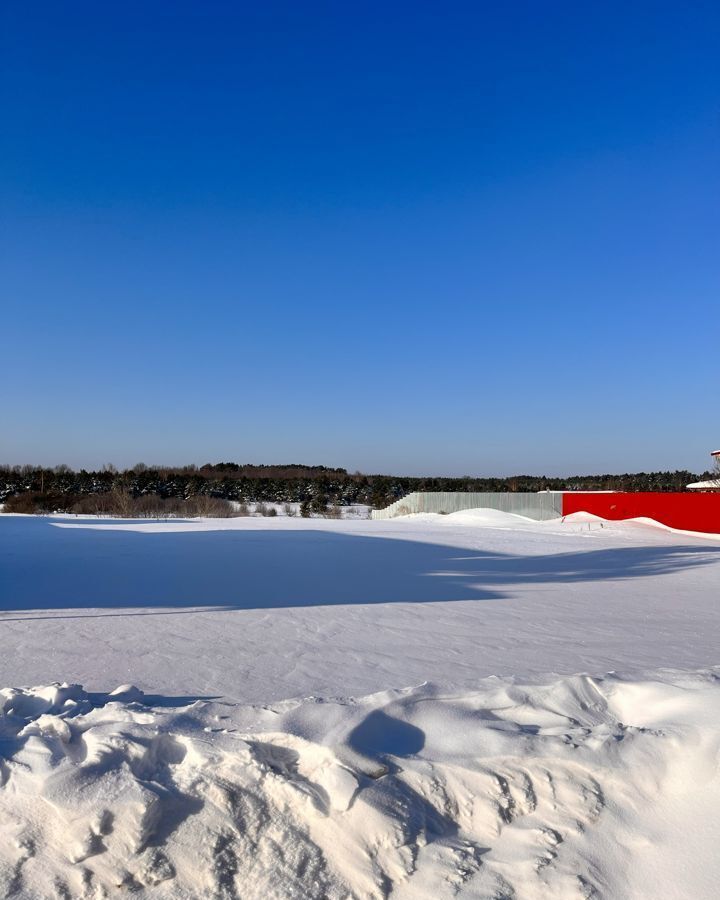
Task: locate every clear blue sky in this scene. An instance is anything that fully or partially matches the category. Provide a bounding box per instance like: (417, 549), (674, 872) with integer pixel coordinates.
(2, 2), (718, 476)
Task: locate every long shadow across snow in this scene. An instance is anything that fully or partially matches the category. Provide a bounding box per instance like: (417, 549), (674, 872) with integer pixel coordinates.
(1, 516), (718, 614)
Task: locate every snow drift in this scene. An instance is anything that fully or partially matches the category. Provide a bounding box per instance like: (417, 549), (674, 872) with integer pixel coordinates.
(2, 669), (719, 899)
(2, 515), (720, 897)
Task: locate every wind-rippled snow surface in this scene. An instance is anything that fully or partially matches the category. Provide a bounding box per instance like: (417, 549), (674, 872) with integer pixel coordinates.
(2, 671), (720, 899)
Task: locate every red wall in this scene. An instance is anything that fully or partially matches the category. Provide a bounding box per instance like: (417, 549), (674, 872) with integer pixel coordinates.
(561, 492), (720, 534)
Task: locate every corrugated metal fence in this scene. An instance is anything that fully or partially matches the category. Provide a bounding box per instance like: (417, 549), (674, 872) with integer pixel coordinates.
(371, 491), (564, 520)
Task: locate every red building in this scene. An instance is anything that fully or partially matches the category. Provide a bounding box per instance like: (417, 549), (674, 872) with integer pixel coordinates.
(565, 449), (720, 532)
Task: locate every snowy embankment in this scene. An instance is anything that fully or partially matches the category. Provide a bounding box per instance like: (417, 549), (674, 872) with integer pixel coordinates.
(2, 511), (720, 897)
(3, 669), (720, 899)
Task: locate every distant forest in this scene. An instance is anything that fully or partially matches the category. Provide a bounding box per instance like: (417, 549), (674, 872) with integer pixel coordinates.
(0, 462), (711, 516)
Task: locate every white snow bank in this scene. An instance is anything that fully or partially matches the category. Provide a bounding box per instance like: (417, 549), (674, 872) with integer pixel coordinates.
(400, 507), (634, 531)
(431, 507), (720, 540)
(441, 508), (539, 526)
(2, 669), (720, 899)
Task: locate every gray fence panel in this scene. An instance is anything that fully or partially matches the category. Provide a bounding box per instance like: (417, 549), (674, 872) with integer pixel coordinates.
(371, 492), (563, 520)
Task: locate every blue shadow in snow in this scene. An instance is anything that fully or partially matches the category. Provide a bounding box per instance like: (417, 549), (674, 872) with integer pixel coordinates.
(0, 516), (718, 615)
(348, 710), (426, 758)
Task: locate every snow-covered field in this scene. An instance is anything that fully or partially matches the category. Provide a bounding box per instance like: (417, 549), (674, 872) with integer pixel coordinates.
(1, 511), (719, 898)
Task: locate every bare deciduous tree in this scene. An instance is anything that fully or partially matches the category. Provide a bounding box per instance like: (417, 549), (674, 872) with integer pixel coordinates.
(110, 488), (134, 517)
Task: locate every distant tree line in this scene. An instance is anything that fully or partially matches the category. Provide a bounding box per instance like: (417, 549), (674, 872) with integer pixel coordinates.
(0, 462), (710, 516)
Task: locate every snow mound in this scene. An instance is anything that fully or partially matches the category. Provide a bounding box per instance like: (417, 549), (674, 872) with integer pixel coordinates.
(2, 671), (720, 898)
(558, 511), (608, 523)
(441, 508), (539, 526)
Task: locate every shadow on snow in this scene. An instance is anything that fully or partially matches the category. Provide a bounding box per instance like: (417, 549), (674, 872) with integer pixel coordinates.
(1, 516), (718, 615)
